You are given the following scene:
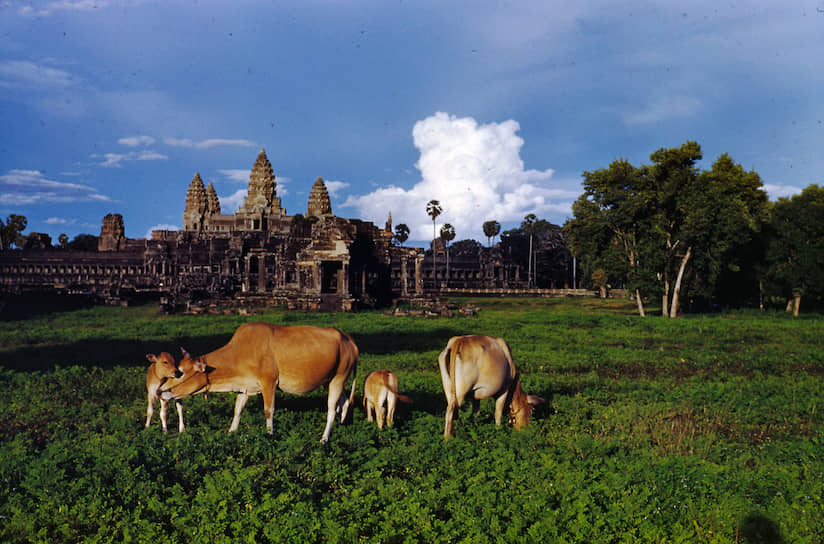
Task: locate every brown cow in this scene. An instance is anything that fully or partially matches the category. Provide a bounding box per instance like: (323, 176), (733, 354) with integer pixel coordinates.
(159, 322), (358, 443)
(363, 369), (412, 429)
(438, 334), (545, 439)
(145, 352), (185, 433)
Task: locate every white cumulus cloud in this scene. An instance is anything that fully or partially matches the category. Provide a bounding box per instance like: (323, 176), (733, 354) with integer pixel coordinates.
(342, 112), (576, 242)
(219, 189), (247, 213)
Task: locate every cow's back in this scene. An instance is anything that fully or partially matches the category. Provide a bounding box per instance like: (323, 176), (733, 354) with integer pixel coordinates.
(229, 323), (356, 395)
(452, 335), (513, 400)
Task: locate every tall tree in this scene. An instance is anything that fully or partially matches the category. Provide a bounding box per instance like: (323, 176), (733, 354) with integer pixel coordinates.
(687, 154), (770, 309)
(0, 214), (28, 250)
(440, 223), (456, 288)
(647, 141), (704, 317)
(58, 233), (69, 249)
(482, 220), (501, 247)
(426, 200), (442, 289)
(522, 214), (537, 287)
(764, 184), (824, 315)
(393, 223), (410, 246)
(565, 159), (656, 316)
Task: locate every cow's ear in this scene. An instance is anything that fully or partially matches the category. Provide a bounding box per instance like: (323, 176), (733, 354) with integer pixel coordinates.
(194, 360), (207, 372)
(527, 395), (546, 406)
(180, 347), (191, 359)
(146, 354), (157, 363)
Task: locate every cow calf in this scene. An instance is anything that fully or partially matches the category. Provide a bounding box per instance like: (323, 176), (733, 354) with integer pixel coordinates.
(363, 370), (412, 429)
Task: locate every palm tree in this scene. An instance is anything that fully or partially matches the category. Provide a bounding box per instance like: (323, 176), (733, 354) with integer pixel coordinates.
(426, 200), (442, 289)
(393, 223), (410, 246)
(482, 220), (501, 247)
(522, 214), (537, 288)
(440, 223), (455, 288)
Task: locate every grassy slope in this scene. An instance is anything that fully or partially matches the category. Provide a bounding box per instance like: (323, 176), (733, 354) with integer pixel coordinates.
(0, 298), (822, 543)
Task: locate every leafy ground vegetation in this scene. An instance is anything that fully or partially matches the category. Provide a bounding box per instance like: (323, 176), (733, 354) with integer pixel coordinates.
(0, 298), (822, 543)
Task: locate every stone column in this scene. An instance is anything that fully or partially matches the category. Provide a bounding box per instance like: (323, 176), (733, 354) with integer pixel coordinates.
(400, 256), (409, 296)
(414, 254), (424, 295)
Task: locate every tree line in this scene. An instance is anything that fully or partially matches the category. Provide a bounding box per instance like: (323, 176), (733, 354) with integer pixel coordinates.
(564, 141), (824, 316)
(4, 140), (821, 314)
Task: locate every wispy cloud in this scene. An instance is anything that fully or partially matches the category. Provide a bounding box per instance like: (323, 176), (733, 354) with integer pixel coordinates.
(0, 169), (111, 205)
(118, 135), (156, 147)
(18, 1), (108, 17)
(94, 150), (168, 168)
(324, 180), (349, 198)
(218, 169), (250, 183)
(0, 60), (77, 89)
(164, 137), (256, 149)
(623, 95), (703, 127)
(45, 217), (76, 225)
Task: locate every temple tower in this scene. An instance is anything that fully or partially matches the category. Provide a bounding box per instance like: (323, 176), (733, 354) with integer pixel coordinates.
(205, 182), (221, 215)
(98, 213), (125, 251)
(307, 177), (333, 218)
(239, 149), (280, 215)
(183, 173), (207, 231)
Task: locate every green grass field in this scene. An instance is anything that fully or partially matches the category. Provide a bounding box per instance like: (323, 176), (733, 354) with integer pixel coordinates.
(0, 298), (822, 543)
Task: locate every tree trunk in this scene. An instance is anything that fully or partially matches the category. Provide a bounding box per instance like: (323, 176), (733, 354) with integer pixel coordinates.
(635, 288), (646, 317)
(669, 246), (692, 318)
(793, 292), (801, 317)
(662, 273), (669, 317)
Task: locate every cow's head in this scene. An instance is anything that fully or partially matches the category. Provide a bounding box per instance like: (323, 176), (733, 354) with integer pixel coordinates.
(508, 376), (546, 430)
(146, 352), (182, 379)
(158, 348), (209, 400)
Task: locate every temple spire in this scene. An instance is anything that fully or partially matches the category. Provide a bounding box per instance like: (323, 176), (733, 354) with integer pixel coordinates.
(205, 182), (221, 215)
(307, 176), (333, 217)
(183, 173), (207, 230)
(240, 149), (278, 214)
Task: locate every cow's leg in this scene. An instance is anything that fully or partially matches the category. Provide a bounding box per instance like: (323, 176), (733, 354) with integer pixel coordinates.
(386, 391), (397, 428)
(493, 392), (508, 426)
(229, 393), (249, 432)
(145, 393), (154, 429)
(444, 396), (458, 439)
(159, 397), (168, 433)
(322, 376), (346, 443)
(175, 401), (185, 433)
(261, 381), (277, 435)
(365, 399), (375, 422)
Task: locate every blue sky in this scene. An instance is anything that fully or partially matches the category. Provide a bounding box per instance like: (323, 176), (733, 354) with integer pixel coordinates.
(1, 1), (821, 245)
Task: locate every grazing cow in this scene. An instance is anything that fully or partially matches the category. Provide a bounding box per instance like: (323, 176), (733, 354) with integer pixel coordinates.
(438, 335), (545, 439)
(145, 352), (185, 432)
(363, 370), (412, 429)
(160, 322), (358, 443)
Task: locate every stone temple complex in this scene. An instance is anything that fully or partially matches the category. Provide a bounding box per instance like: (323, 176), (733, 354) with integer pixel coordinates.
(0, 149), (542, 312)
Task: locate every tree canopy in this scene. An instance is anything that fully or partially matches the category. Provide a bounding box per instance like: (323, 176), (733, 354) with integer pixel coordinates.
(764, 184), (824, 313)
(0, 214), (28, 250)
(565, 142), (770, 316)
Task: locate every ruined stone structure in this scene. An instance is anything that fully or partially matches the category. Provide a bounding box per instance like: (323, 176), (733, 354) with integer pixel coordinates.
(0, 150), (428, 311)
(0, 149), (543, 312)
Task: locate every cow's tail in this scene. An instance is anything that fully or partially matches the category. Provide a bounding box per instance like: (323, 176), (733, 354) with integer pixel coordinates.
(383, 372), (413, 404)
